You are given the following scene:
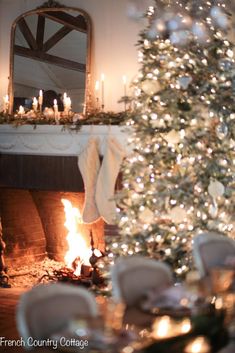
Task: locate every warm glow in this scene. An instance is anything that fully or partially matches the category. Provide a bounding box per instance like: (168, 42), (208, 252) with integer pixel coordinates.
(152, 316), (191, 340)
(184, 336), (210, 353)
(3, 94), (9, 104)
(61, 199), (96, 276)
(155, 316), (171, 338)
(95, 80), (100, 91)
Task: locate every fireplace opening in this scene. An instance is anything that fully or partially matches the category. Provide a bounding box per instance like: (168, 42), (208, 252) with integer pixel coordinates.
(0, 189), (105, 288)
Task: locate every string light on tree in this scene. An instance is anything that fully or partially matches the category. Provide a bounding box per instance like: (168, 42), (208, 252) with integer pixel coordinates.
(101, 0), (235, 279)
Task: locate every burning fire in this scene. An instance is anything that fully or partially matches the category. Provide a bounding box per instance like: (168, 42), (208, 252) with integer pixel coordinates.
(61, 199), (99, 276)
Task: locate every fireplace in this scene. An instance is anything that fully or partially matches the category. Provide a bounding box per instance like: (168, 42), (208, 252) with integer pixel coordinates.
(0, 189), (105, 267)
(0, 125), (126, 287)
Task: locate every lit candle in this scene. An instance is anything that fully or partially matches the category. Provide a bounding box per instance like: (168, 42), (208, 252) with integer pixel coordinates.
(53, 99), (59, 123)
(152, 316), (191, 340)
(152, 316), (174, 340)
(38, 90), (43, 109)
(184, 336), (210, 353)
(3, 94), (9, 113)
(95, 80), (100, 109)
(63, 92), (67, 111)
(101, 73), (105, 110)
(18, 105), (25, 117)
(32, 97), (38, 112)
(66, 97), (72, 111)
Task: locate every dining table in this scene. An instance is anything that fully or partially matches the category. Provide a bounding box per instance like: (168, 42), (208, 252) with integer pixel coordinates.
(1, 281), (235, 353)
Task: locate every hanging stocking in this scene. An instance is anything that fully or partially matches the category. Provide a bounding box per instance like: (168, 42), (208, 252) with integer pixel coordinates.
(78, 138), (101, 223)
(95, 137), (126, 224)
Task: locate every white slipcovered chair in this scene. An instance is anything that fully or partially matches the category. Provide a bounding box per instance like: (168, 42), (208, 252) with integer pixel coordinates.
(16, 283), (99, 350)
(111, 256), (173, 307)
(192, 232), (235, 277)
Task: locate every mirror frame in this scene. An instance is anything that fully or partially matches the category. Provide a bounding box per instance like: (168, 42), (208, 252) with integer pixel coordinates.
(8, 1), (92, 114)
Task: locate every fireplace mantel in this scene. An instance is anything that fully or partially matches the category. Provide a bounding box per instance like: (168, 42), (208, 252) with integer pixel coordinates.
(0, 124), (129, 191)
(0, 124), (129, 156)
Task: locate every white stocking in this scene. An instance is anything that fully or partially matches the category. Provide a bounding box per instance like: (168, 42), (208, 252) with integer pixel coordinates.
(95, 137), (126, 224)
(78, 138), (101, 223)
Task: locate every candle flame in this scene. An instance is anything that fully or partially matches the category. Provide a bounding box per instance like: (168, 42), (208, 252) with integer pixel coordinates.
(4, 94), (9, 103)
(95, 80), (100, 91)
(185, 336), (210, 353)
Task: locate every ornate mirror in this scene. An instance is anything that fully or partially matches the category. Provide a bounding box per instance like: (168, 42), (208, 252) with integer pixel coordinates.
(9, 0), (91, 114)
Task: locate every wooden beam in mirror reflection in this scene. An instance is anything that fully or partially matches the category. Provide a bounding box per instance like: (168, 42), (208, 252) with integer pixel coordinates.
(14, 45), (86, 72)
(18, 18), (37, 50)
(42, 11), (87, 33)
(36, 15), (46, 51)
(43, 15), (83, 52)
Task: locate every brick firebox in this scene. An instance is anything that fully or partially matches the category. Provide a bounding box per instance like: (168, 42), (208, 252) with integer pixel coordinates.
(0, 154), (107, 267)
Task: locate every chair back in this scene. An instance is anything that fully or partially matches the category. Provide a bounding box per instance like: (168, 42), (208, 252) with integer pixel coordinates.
(111, 256), (173, 307)
(16, 283), (98, 349)
(193, 232), (235, 277)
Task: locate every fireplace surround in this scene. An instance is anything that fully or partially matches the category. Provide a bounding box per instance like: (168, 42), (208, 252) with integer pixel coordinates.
(0, 125), (127, 273)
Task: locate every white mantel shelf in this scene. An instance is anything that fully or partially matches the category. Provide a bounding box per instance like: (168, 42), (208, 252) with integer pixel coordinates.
(0, 124), (129, 156)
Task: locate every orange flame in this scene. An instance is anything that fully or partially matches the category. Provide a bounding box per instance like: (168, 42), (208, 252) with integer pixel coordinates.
(61, 199), (93, 276)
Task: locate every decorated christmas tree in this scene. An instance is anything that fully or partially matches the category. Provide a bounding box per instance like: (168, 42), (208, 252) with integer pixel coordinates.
(104, 0), (235, 278)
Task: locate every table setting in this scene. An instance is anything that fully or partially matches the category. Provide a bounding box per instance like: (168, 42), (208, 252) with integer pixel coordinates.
(46, 271), (234, 353)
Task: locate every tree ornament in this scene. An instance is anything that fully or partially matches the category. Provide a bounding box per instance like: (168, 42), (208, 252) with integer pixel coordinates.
(139, 208), (154, 223)
(191, 22), (209, 43)
(219, 59), (234, 72)
(209, 201), (218, 218)
(168, 206), (187, 223)
(170, 30), (189, 46)
(208, 180), (225, 198)
(178, 76), (192, 90)
(210, 6), (228, 29)
(165, 130), (181, 144)
(216, 123), (228, 140)
(141, 79), (161, 95)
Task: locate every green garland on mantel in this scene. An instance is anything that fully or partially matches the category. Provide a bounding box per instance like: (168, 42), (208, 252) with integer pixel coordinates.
(0, 110), (128, 131)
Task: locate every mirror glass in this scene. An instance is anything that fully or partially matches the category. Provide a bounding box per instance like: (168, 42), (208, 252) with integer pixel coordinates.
(11, 6), (90, 113)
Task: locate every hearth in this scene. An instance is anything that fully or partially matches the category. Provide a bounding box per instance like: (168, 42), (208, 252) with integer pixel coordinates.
(0, 189), (105, 288)
(0, 125), (125, 288)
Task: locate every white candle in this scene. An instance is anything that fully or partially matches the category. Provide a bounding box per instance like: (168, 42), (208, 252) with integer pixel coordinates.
(63, 92), (71, 114)
(18, 105), (25, 117)
(101, 73), (105, 109)
(53, 99), (59, 123)
(63, 92), (67, 103)
(95, 80), (100, 109)
(38, 90), (43, 106)
(67, 97), (71, 110)
(184, 336), (210, 353)
(3, 94), (9, 113)
(32, 97), (38, 112)
(95, 80), (100, 94)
